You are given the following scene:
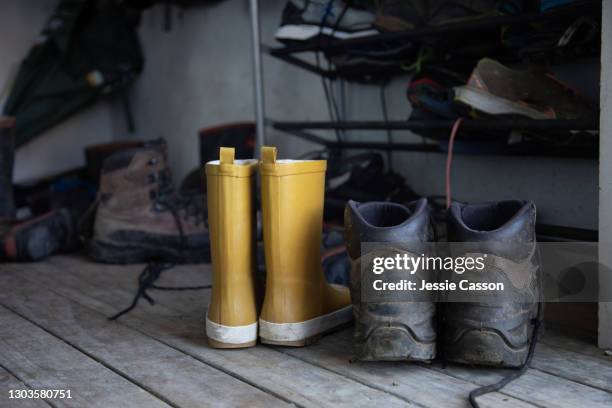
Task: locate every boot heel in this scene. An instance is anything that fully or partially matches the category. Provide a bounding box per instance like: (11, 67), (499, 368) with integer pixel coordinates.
(259, 305), (352, 346)
(205, 317), (258, 348)
(444, 329), (529, 367)
(359, 326), (436, 362)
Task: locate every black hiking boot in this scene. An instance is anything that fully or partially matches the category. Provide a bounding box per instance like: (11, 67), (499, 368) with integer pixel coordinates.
(345, 199), (437, 361)
(443, 200), (540, 367)
(0, 209), (75, 262)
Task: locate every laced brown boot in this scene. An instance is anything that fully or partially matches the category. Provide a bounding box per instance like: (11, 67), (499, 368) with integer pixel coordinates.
(87, 140), (209, 264)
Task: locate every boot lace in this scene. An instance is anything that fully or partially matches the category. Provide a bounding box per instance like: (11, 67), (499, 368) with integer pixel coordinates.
(148, 156), (206, 227)
(109, 158), (210, 321)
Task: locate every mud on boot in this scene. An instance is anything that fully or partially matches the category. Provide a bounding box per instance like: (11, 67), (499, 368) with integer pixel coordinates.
(88, 140), (210, 264)
(345, 199), (437, 362)
(443, 200), (540, 367)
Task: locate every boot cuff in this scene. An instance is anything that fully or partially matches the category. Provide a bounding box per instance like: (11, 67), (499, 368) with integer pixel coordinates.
(206, 159), (258, 178)
(347, 198), (427, 230)
(448, 200), (536, 242)
(260, 159), (326, 176)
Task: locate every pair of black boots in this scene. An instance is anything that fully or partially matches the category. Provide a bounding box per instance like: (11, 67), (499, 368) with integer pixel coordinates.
(345, 199), (540, 367)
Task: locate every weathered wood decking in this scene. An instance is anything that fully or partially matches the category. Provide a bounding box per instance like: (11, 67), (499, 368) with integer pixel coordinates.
(1, 256), (611, 407)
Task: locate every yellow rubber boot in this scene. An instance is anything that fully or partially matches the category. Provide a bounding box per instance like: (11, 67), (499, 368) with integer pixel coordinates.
(259, 146), (352, 346)
(205, 147), (258, 348)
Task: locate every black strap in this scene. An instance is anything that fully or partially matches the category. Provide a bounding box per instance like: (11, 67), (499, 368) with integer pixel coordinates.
(468, 301), (542, 407)
(108, 262), (210, 321)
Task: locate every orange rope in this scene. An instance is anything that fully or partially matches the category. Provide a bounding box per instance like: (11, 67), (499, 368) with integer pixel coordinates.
(445, 118), (464, 209)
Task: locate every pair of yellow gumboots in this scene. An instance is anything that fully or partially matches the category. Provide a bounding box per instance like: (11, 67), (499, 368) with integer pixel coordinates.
(205, 146), (352, 348)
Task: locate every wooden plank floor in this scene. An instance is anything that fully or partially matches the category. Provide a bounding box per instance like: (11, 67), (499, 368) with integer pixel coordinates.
(1, 256), (611, 408)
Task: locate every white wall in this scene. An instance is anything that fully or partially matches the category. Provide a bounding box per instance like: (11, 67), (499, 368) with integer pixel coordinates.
(0, 0), (113, 183)
(124, 0), (597, 230)
(114, 0), (331, 180)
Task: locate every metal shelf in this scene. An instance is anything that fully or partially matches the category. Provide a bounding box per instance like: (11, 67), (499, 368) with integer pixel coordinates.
(267, 2), (601, 81)
(254, 1), (601, 158)
(273, 119), (598, 131)
(273, 119), (599, 158)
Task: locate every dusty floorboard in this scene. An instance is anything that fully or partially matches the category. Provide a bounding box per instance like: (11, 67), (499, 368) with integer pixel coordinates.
(0, 255), (611, 408)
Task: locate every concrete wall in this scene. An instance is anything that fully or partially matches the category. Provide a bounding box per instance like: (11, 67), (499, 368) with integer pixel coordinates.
(0, 0), (113, 183)
(124, 0), (597, 230)
(599, 0), (611, 350)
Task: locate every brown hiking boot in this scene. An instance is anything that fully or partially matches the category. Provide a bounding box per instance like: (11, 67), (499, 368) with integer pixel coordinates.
(85, 140), (145, 187)
(87, 140), (210, 264)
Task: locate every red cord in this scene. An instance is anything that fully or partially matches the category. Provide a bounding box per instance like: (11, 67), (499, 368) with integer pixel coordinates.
(445, 118), (464, 209)
(321, 245), (346, 262)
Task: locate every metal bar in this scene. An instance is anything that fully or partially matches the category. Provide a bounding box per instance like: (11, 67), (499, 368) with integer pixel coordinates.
(278, 127), (439, 151)
(273, 119), (599, 131)
(275, 127), (596, 158)
(280, 128), (333, 146)
(270, 52), (337, 79)
(249, 0), (265, 156)
(328, 141), (440, 152)
(321, 140), (596, 157)
(536, 224), (598, 242)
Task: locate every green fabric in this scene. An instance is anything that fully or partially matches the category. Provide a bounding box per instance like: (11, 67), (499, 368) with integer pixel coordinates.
(4, 0), (143, 147)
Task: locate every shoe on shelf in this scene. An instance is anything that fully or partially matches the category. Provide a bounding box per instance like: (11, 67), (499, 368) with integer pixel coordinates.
(427, 0), (523, 26)
(345, 199), (437, 361)
(375, 0), (430, 32)
(258, 146), (352, 346)
(406, 68), (516, 143)
(205, 147), (259, 349)
(408, 77), (466, 120)
(502, 15), (601, 62)
(540, 0), (597, 13)
(275, 0), (378, 43)
(453, 58), (595, 119)
(375, 0), (522, 32)
(88, 139), (210, 264)
(0, 208), (75, 262)
(443, 200), (540, 367)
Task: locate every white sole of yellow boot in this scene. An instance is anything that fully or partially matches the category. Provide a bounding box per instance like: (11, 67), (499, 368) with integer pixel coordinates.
(259, 305), (353, 347)
(205, 317), (258, 349)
